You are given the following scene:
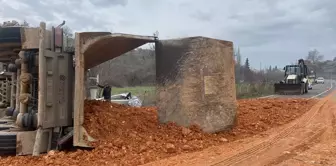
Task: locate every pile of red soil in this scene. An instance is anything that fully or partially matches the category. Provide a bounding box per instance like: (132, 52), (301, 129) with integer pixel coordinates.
(0, 98), (318, 166)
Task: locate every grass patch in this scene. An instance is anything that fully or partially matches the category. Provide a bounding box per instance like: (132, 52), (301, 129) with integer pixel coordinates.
(236, 83), (274, 99)
(112, 86), (156, 106)
(112, 86), (155, 95)
(111, 83), (274, 106)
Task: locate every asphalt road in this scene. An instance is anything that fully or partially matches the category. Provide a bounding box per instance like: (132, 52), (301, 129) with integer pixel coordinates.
(261, 79), (334, 99)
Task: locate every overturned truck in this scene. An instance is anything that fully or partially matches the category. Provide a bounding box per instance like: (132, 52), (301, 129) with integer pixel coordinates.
(0, 22), (237, 156)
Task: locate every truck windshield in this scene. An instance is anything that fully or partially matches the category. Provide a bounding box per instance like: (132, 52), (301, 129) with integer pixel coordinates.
(285, 66), (301, 75)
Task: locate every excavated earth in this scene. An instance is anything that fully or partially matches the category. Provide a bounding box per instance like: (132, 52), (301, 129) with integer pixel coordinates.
(0, 98), (318, 166)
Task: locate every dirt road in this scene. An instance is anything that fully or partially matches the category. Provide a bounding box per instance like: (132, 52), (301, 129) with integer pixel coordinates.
(144, 88), (336, 166)
(274, 93), (336, 166)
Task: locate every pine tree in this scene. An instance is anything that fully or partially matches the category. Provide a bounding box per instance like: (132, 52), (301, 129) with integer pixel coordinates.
(244, 58), (250, 70)
(243, 58), (253, 82)
(236, 47), (242, 67)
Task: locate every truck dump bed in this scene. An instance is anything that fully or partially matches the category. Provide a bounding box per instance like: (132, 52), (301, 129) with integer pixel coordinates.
(73, 32), (156, 147)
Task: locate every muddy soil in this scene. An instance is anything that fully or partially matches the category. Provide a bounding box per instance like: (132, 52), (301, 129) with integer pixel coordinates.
(0, 98), (318, 166)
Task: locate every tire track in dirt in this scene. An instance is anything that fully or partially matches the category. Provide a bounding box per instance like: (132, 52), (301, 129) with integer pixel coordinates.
(272, 93), (336, 165)
(330, 109), (336, 137)
(209, 92), (334, 166)
(266, 127), (327, 166)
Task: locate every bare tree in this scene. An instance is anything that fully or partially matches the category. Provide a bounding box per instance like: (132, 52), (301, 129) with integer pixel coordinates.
(306, 49), (324, 64)
(62, 26), (74, 49)
(22, 20), (29, 27)
(63, 26), (73, 38)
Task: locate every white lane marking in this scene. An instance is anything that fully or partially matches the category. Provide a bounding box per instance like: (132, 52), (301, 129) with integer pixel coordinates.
(310, 81), (334, 98)
(258, 95), (275, 98)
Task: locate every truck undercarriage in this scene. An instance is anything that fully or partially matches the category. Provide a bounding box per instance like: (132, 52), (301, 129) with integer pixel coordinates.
(0, 22), (157, 155)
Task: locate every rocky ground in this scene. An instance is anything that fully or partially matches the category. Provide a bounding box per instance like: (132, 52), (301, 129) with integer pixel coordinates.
(0, 98), (318, 166)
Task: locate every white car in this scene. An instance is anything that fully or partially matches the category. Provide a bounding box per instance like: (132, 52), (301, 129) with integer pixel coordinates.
(96, 92), (142, 107)
(316, 77), (324, 84)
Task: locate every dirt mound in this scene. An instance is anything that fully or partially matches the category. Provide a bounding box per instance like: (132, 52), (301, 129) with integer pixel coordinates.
(234, 98), (317, 137)
(0, 98), (318, 166)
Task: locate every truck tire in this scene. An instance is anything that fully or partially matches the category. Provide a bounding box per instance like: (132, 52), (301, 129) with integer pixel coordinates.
(0, 133), (16, 155)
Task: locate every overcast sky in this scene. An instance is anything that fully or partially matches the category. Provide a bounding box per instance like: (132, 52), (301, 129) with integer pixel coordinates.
(1, 0), (335, 69)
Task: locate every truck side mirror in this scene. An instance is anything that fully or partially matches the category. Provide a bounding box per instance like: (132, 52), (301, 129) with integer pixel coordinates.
(283, 67), (285, 70)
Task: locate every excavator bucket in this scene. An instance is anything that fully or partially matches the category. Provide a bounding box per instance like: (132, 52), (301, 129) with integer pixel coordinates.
(274, 83), (302, 94)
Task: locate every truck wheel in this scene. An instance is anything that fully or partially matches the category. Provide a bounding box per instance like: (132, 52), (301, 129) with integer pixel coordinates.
(0, 133), (16, 155)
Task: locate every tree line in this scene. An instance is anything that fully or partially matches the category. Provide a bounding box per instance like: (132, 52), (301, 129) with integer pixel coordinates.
(302, 49), (336, 77)
(0, 20), (29, 27)
(234, 47), (283, 83)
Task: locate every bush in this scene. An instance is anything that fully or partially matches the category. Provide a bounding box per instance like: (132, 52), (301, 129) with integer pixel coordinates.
(236, 83), (274, 99)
